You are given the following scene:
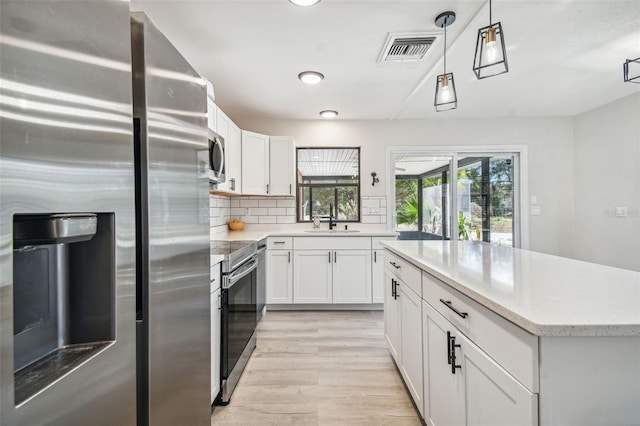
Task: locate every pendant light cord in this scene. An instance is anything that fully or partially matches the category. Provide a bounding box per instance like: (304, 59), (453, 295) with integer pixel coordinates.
(443, 16), (447, 73)
(489, 0), (492, 24)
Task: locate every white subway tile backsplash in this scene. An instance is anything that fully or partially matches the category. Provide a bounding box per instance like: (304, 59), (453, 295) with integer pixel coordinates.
(230, 207), (246, 217)
(241, 215), (259, 224)
(362, 198), (380, 208)
(259, 199), (278, 207)
(277, 216), (296, 224)
(362, 215), (381, 224)
(249, 207), (268, 216)
(240, 199), (258, 208)
(212, 195), (386, 230)
(277, 199), (296, 208)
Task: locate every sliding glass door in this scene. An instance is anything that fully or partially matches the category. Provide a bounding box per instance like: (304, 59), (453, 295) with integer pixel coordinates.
(394, 152), (520, 247)
(395, 156), (452, 241)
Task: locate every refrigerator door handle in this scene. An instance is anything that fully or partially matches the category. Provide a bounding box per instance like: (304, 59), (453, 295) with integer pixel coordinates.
(133, 117), (145, 322)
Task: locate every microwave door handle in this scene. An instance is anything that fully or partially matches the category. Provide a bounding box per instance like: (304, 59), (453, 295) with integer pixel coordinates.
(215, 139), (224, 178)
(227, 259), (258, 288)
(209, 139), (216, 175)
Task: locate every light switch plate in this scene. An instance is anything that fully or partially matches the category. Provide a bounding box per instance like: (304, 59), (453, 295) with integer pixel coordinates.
(531, 206), (541, 216)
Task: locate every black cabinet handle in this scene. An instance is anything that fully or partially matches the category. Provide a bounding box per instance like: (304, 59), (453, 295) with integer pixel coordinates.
(440, 299), (468, 319)
(274, 241), (286, 245)
(374, 251), (377, 262)
(394, 280), (400, 300)
(449, 333), (462, 374)
(391, 278), (395, 298)
(334, 251), (337, 263)
(328, 251), (331, 263)
(288, 251), (291, 263)
(446, 331), (452, 365)
(389, 261), (401, 269)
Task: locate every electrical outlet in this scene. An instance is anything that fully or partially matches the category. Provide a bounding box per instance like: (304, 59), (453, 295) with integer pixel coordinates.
(531, 206), (541, 216)
(615, 207), (628, 218)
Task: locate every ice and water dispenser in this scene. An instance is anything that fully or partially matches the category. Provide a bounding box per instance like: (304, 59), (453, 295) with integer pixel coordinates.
(12, 213), (115, 404)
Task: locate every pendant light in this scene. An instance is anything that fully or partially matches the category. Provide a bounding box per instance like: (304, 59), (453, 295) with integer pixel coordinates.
(623, 57), (640, 83)
(434, 11), (457, 112)
(472, 0), (508, 79)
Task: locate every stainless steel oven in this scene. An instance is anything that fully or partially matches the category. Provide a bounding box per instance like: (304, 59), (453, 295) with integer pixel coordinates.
(210, 240), (257, 404)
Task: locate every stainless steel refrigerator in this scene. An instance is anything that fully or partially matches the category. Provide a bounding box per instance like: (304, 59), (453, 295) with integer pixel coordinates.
(0, 2), (210, 425)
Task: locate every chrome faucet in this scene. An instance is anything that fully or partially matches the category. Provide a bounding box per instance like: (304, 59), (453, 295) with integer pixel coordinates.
(329, 203), (336, 230)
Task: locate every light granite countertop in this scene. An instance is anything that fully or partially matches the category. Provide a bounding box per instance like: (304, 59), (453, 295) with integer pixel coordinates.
(382, 240), (640, 337)
(212, 224), (397, 242)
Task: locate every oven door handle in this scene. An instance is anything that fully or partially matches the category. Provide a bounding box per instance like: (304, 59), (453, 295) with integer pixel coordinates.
(225, 258), (258, 289)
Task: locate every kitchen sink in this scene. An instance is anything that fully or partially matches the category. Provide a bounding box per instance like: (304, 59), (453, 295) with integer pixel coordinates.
(303, 229), (361, 233)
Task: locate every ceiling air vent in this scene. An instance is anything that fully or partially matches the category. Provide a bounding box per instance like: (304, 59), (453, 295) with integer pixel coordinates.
(378, 32), (438, 63)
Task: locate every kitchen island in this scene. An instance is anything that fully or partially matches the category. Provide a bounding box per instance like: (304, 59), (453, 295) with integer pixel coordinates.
(382, 240), (640, 426)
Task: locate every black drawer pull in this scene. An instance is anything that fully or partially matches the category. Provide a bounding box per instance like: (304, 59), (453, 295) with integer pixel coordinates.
(440, 299), (468, 319)
(389, 261), (401, 269)
(274, 241), (286, 244)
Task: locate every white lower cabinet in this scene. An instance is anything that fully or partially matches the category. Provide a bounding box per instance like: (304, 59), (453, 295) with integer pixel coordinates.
(399, 283), (423, 417)
(333, 250), (371, 303)
(383, 270), (401, 363)
(293, 250), (332, 303)
(372, 249), (384, 303)
(291, 237), (373, 304)
(210, 287), (221, 404)
(423, 301), (536, 426)
(384, 260), (423, 416)
(266, 249), (293, 303)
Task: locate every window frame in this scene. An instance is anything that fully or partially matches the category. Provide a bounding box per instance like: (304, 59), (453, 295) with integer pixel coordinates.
(296, 147), (361, 223)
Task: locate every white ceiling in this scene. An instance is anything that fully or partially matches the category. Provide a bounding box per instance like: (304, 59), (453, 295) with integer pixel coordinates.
(131, 0), (640, 121)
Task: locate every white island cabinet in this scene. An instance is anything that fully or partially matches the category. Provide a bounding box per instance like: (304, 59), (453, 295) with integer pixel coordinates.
(383, 241), (640, 426)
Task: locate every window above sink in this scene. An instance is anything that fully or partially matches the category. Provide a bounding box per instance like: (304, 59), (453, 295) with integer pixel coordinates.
(296, 148), (360, 223)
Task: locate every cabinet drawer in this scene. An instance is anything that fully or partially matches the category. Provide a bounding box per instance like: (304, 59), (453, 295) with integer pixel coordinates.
(422, 271), (538, 392)
(384, 250), (421, 297)
(293, 236), (371, 250)
(267, 237), (293, 250)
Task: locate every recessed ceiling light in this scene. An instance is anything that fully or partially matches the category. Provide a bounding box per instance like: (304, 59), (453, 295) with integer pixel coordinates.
(289, 0), (321, 6)
(319, 110), (338, 119)
(298, 71), (324, 85)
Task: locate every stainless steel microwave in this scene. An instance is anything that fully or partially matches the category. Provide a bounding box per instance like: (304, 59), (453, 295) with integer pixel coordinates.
(209, 130), (225, 183)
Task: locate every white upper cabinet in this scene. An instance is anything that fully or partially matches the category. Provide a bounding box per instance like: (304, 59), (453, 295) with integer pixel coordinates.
(216, 108), (241, 193)
(207, 99), (216, 132)
(269, 136), (295, 196)
(227, 122), (241, 193)
(241, 130), (270, 195)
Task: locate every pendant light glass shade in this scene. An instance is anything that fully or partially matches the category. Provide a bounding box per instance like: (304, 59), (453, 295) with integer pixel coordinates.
(472, 0), (508, 79)
(623, 57), (640, 83)
(434, 11), (457, 112)
(434, 73), (457, 111)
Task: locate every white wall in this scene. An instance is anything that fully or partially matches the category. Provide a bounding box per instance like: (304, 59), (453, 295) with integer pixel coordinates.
(237, 116), (575, 257)
(573, 93), (640, 271)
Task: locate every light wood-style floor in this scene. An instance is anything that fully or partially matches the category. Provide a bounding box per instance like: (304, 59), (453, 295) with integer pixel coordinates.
(211, 310), (422, 425)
